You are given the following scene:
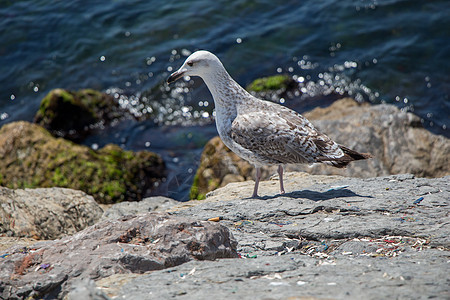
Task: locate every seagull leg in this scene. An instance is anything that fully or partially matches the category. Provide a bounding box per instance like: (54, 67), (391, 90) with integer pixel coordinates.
(252, 167), (261, 198)
(278, 165), (285, 194)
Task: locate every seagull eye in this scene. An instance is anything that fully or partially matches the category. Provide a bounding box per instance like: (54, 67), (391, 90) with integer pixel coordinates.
(187, 61), (194, 67)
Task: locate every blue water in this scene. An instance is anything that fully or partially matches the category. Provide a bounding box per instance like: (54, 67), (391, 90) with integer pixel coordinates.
(1, 0), (449, 200)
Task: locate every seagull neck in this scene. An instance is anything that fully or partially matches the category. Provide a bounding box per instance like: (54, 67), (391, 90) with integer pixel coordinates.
(202, 68), (250, 109)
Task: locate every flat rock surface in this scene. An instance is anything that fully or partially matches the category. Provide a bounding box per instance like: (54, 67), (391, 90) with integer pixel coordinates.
(101, 196), (178, 220)
(105, 173), (449, 300)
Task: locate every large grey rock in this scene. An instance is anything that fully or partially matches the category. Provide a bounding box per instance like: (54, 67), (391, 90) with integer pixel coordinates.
(305, 98), (449, 178)
(0, 212), (237, 300)
(102, 173), (449, 299)
(0, 187), (103, 239)
(101, 196), (178, 220)
(190, 98), (450, 198)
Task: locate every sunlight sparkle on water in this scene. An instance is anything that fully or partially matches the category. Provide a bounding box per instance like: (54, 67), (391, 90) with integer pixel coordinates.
(146, 56), (156, 65)
(344, 61), (357, 68)
(101, 52), (391, 131)
(181, 49), (191, 57)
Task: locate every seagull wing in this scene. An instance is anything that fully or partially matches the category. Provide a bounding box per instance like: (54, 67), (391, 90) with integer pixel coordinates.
(230, 104), (344, 164)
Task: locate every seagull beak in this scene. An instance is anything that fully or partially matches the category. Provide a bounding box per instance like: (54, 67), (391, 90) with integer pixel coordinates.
(167, 69), (186, 84)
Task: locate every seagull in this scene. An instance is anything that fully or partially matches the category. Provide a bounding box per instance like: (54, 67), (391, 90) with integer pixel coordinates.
(167, 50), (372, 198)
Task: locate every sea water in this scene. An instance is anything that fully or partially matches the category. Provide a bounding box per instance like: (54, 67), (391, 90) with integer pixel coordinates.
(0, 0), (449, 200)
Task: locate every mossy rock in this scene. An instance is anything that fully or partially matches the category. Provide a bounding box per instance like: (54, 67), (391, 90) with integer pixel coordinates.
(189, 136), (254, 200)
(34, 89), (128, 142)
(0, 121), (166, 204)
(189, 173), (206, 200)
(247, 75), (292, 92)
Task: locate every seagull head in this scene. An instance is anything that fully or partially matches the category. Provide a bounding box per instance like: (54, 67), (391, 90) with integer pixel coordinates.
(167, 50), (223, 84)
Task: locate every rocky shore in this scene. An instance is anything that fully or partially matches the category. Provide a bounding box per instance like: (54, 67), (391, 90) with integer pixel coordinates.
(1, 85), (449, 299)
(1, 173), (448, 299)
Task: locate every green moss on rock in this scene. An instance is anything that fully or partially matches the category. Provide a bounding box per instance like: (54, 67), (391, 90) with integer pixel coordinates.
(247, 75), (291, 92)
(189, 136), (252, 200)
(34, 89), (128, 142)
(189, 173), (206, 200)
(0, 121), (166, 204)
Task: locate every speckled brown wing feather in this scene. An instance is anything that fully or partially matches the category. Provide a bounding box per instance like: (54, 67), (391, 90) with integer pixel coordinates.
(230, 103), (345, 165)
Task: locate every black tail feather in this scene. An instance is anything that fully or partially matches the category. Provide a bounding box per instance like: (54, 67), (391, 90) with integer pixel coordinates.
(319, 145), (372, 168)
(340, 145), (372, 161)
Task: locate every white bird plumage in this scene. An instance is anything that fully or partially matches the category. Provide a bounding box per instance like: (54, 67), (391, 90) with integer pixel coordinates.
(168, 50), (371, 197)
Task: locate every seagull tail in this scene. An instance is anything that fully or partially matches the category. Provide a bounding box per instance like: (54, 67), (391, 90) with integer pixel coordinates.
(340, 145), (372, 160)
(320, 146), (373, 168)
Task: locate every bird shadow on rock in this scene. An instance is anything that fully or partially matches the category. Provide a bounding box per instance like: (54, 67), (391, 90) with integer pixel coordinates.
(257, 188), (373, 202)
